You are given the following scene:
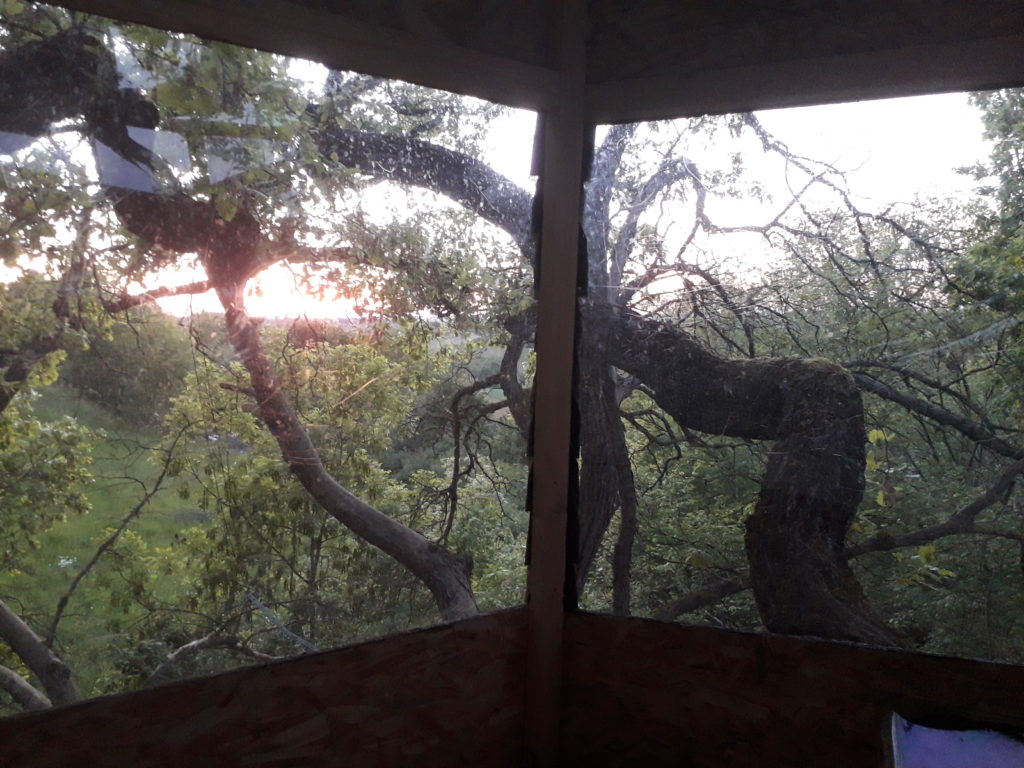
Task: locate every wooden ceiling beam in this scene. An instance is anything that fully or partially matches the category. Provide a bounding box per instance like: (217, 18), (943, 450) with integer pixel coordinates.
(587, 32), (1024, 124)
(53, 0), (560, 112)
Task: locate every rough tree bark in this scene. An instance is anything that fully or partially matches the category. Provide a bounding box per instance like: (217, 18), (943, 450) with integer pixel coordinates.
(586, 302), (900, 646)
(572, 125), (643, 611)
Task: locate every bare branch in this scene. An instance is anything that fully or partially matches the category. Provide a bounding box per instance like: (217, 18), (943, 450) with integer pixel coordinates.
(104, 280), (211, 313)
(853, 373), (1024, 461)
(147, 633), (278, 686)
(845, 459), (1024, 558)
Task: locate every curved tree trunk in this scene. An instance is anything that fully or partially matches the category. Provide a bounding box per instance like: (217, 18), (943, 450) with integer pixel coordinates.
(216, 282), (478, 622)
(587, 302), (900, 645)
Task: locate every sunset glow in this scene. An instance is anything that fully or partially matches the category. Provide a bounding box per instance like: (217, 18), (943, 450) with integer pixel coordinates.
(155, 263), (363, 319)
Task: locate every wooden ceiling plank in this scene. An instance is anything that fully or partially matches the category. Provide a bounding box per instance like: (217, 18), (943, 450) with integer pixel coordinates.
(587, 33), (1024, 124)
(52, 0), (559, 111)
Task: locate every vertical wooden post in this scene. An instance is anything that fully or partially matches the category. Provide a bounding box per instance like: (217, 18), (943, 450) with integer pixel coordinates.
(524, 2), (587, 765)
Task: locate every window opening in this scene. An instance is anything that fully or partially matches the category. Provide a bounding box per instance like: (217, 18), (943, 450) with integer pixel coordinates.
(0, 1), (535, 714)
(576, 90), (1024, 662)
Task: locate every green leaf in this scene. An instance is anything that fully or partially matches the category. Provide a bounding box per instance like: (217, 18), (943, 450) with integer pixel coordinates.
(213, 193), (239, 222)
(867, 429), (890, 445)
(917, 545), (937, 565)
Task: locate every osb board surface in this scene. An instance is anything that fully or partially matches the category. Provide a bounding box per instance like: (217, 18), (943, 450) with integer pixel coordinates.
(587, 0), (1024, 84)
(0, 610), (526, 768)
(562, 612), (1024, 767)
(280, 0), (553, 68)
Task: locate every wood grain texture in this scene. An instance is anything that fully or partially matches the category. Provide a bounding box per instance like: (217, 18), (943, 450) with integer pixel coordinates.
(586, 0), (1024, 84)
(51, 0), (559, 111)
(586, 0), (1024, 123)
(561, 612), (1024, 767)
(524, 4), (588, 765)
(588, 33), (1024, 124)
(0, 610), (526, 768)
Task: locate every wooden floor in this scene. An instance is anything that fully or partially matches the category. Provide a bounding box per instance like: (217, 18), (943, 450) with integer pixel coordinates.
(561, 612), (1024, 767)
(6, 608), (1024, 766)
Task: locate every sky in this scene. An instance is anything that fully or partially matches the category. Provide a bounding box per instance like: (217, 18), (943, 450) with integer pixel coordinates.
(148, 90), (991, 318)
(759, 91), (987, 204)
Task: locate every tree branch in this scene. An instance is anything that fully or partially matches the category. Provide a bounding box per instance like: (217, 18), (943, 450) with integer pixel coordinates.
(216, 280), (477, 621)
(853, 373), (1024, 461)
(0, 663), (51, 712)
(0, 598), (77, 707)
(586, 301), (898, 645)
(147, 633), (278, 686)
(103, 280), (211, 314)
(653, 575), (751, 622)
(316, 124), (534, 256)
(845, 458), (1024, 558)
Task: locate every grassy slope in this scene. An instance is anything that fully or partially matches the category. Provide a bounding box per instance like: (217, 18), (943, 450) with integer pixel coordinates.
(0, 386), (197, 700)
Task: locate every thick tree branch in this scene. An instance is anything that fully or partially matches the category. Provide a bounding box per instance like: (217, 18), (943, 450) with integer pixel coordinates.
(586, 301), (899, 645)
(0, 335), (61, 414)
(0, 598), (77, 707)
(584, 123), (635, 294)
(103, 280), (211, 314)
(611, 483), (638, 616)
(316, 124), (534, 256)
(654, 575), (751, 622)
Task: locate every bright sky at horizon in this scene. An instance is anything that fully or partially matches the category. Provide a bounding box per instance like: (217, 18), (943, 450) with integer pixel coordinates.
(759, 91), (988, 204)
(147, 91), (991, 319)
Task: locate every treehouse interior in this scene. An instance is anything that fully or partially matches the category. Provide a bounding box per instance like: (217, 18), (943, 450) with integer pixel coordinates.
(4, 1), (1024, 766)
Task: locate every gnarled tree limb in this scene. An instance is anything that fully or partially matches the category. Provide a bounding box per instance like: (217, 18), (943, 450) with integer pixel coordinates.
(586, 301), (899, 645)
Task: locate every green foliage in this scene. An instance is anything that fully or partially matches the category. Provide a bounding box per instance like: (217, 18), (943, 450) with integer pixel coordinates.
(60, 305), (194, 426)
(955, 90), (1024, 310)
(0, 393), (92, 570)
(0, 4), (533, 712)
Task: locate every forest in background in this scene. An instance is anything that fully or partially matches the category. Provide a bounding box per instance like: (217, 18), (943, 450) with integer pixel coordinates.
(2, 1), (1024, 714)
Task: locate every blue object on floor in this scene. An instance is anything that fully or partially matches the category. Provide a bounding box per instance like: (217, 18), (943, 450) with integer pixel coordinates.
(893, 714), (1024, 767)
